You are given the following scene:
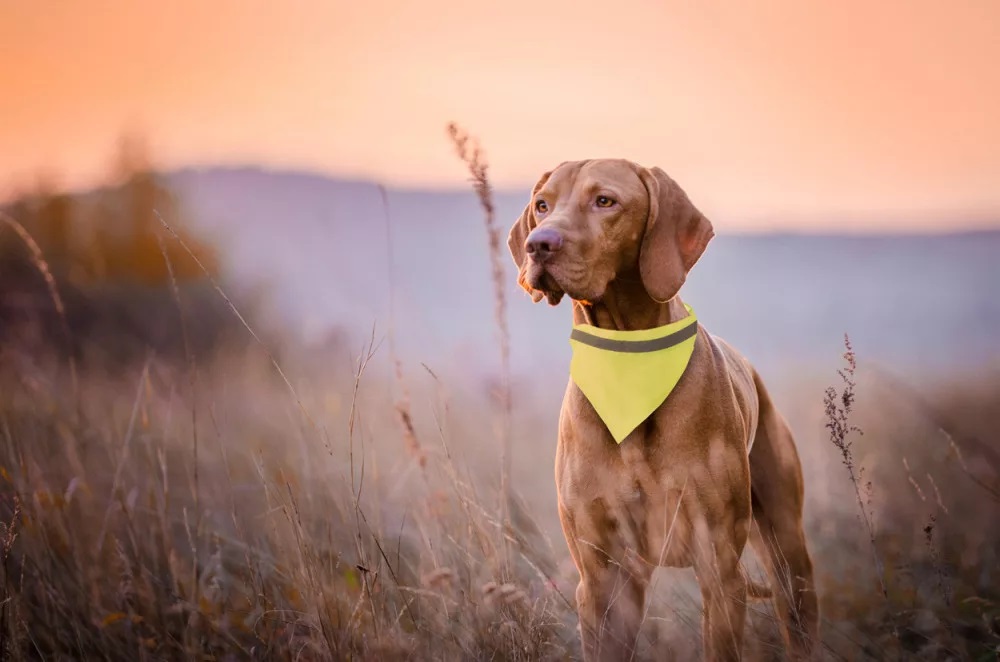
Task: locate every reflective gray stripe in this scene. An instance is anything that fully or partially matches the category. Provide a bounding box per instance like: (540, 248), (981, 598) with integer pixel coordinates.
(570, 322), (698, 353)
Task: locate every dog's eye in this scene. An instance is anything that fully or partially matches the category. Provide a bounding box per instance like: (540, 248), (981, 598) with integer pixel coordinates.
(535, 200), (549, 214)
(595, 195), (616, 208)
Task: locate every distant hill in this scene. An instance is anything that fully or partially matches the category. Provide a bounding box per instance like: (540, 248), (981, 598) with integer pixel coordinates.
(165, 166), (1000, 385)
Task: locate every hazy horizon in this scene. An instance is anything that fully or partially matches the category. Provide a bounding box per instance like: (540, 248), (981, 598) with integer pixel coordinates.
(4, 1), (1000, 230)
(7, 162), (1000, 236)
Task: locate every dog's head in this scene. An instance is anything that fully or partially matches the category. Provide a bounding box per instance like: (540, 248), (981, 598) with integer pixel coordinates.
(507, 159), (714, 306)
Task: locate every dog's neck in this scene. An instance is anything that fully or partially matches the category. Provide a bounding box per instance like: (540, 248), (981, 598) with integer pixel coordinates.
(572, 269), (689, 331)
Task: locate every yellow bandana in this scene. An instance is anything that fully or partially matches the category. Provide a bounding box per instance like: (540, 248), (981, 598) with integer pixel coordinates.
(569, 305), (698, 443)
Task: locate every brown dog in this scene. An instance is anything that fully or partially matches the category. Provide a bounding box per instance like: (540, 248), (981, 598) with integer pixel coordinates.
(507, 160), (819, 661)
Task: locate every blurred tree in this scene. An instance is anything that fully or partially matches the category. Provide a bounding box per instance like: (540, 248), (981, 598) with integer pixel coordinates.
(1, 132), (226, 364)
(80, 131), (219, 285)
(3, 133), (217, 287)
(36, 191), (74, 269)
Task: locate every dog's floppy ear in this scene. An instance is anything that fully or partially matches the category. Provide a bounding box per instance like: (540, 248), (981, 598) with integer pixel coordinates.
(507, 169), (555, 303)
(636, 166), (714, 303)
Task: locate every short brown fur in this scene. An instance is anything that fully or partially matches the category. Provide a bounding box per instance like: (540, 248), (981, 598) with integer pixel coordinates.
(508, 159), (819, 661)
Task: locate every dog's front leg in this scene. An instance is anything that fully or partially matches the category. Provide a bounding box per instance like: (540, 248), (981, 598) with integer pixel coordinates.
(560, 505), (650, 661)
(692, 517), (750, 662)
(576, 557), (649, 661)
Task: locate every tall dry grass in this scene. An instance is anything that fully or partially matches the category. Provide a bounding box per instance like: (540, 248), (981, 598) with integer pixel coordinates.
(823, 335), (896, 640)
(446, 123), (514, 559)
(0, 211), (79, 414)
(1, 202), (580, 660)
(812, 346), (1000, 660)
(2, 175), (1000, 660)
(0, 343), (579, 660)
(5, 343), (1000, 659)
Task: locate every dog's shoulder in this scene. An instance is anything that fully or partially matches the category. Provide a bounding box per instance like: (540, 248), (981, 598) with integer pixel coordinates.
(696, 325), (760, 448)
(696, 326), (755, 386)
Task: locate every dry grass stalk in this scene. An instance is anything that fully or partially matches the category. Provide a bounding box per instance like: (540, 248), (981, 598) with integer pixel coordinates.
(445, 123), (513, 551)
(393, 362), (425, 469)
(824, 334), (898, 642)
(0, 211), (79, 416)
(153, 210), (318, 435)
(923, 516), (952, 609)
(378, 184), (426, 470)
(155, 230), (203, 645)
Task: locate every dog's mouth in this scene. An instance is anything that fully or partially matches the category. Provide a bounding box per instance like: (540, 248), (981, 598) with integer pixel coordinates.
(526, 262), (566, 306)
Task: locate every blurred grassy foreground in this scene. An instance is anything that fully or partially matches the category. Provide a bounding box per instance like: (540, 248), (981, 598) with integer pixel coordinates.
(1, 148), (999, 661)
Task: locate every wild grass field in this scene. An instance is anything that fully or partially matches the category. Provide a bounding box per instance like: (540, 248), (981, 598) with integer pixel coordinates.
(2, 319), (1000, 661)
(1, 140), (999, 660)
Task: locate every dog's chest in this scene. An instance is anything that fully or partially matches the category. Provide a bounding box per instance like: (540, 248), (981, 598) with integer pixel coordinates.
(556, 438), (701, 568)
(557, 369), (753, 568)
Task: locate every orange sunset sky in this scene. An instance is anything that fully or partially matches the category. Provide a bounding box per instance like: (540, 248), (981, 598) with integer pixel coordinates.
(2, 0), (999, 229)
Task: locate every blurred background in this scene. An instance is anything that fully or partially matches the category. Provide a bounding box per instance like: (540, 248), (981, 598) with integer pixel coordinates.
(3, 0), (998, 378)
(1, 1), (999, 659)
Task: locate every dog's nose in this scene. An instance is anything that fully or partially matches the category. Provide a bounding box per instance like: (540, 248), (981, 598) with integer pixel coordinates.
(525, 227), (563, 261)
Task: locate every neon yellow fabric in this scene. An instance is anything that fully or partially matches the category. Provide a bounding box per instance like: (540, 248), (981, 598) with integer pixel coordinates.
(569, 305), (698, 443)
